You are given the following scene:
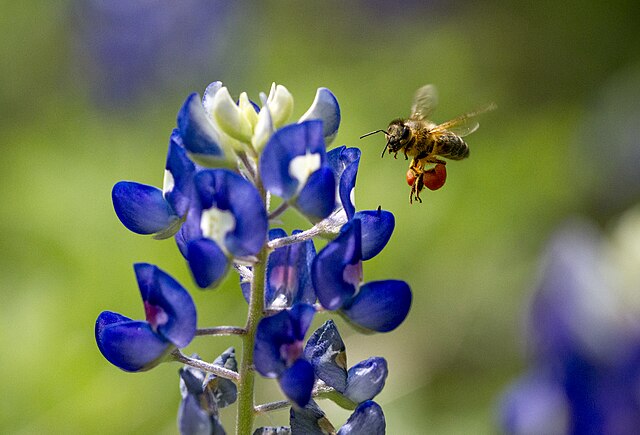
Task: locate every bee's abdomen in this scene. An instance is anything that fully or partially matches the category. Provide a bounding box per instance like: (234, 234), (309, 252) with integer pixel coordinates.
(435, 132), (469, 160)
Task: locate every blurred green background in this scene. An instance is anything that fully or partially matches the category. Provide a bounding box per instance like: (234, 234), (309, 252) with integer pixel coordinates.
(2, 1), (640, 433)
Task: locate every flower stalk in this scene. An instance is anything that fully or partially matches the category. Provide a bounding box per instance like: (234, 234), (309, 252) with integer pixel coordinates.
(236, 188), (269, 435)
(96, 82), (405, 434)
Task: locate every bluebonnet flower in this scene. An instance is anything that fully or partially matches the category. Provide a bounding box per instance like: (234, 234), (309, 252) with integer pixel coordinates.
(178, 348), (237, 435)
(499, 221), (640, 434)
(288, 399), (386, 435)
(254, 304), (316, 407)
(240, 229), (316, 309)
(95, 263), (197, 372)
(260, 120), (336, 222)
(312, 219), (412, 332)
(304, 320), (388, 406)
(112, 130), (195, 239)
(74, 0), (238, 107)
(176, 91), (239, 167)
(326, 146), (395, 260)
(181, 168), (269, 288)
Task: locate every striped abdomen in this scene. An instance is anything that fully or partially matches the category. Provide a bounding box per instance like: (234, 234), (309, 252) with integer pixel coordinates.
(434, 131), (469, 160)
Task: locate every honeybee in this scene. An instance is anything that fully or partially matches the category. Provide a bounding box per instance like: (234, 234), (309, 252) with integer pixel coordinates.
(361, 85), (495, 203)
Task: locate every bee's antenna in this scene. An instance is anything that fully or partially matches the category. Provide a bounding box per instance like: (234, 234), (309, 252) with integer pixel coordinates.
(381, 139), (390, 158)
(359, 129), (388, 139)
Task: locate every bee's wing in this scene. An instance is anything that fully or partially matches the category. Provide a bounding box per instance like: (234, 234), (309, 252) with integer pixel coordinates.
(430, 103), (496, 137)
(410, 84), (438, 120)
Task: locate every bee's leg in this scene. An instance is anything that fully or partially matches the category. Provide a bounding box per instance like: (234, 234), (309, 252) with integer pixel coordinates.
(414, 176), (424, 203)
(403, 150), (409, 160)
(409, 165), (424, 204)
(423, 157), (446, 166)
(393, 151), (398, 159)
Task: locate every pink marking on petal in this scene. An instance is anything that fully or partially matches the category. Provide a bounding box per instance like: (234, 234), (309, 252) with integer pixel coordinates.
(269, 265), (298, 292)
(280, 340), (304, 366)
(343, 261), (363, 288)
(144, 301), (169, 331)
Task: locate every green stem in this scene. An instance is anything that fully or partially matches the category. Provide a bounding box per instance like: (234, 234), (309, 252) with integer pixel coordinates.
(236, 195), (269, 435)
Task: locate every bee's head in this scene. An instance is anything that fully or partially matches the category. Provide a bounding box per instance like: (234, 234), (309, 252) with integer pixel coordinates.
(386, 119), (411, 154)
(359, 120), (411, 158)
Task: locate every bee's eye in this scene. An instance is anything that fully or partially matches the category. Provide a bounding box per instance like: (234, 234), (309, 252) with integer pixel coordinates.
(402, 126), (410, 139)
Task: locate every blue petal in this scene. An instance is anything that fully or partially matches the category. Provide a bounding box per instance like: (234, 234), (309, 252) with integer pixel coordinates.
(112, 181), (180, 237)
(279, 359), (315, 408)
(337, 401), (386, 435)
(186, 238), (230, 289)
(327, 145), (346, 171)
(175, 204), (205, 258)
(202, 81), (223, 113)
(179, 365), (206, 396)
(291, 230), (317, 305)
(240, 272), (251, 304)
(337, 153), (360, 220)
(312, 220), (362, 310)
(177, 394), (219, 435)
(289, 303), (316, 341)
(164, 129), (196, 217)
(304, 319), (348, 393)
(344, 357), (388, 403)
(205, 347), (238, 408)
(134, 263), (197, 347)
(528, 222), (609, 361)
(95, 311), (171, 372)
(327, 146), (361, 179)
(195, 169), (268, 257)
(177, 92), (224, 157)
(260, 120), (326, 200)
(341, 280), (412, 333)
(290, 400), (330, 435)
(266, 229), (316, 308)
(254, 311), (296, 378)
(213, 346), (238, 371)
(299, 88), (341, 143)
(326, 146), (362, 218)
(254, 304), (315, 378)
(354, 209), (395, 261)
(295, 166), (337, 222)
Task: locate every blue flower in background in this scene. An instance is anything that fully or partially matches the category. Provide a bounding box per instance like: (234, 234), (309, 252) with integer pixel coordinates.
(184, 169), (268, 288)
(74, 0), (238, 107)
(254, 304), (316, 407)
(260, 120), (336, 222)
(95, 263), (197, 372)
(499, 221), (640, 434)
(304, 320), (388, 405)
(312, 219), (412, 332)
